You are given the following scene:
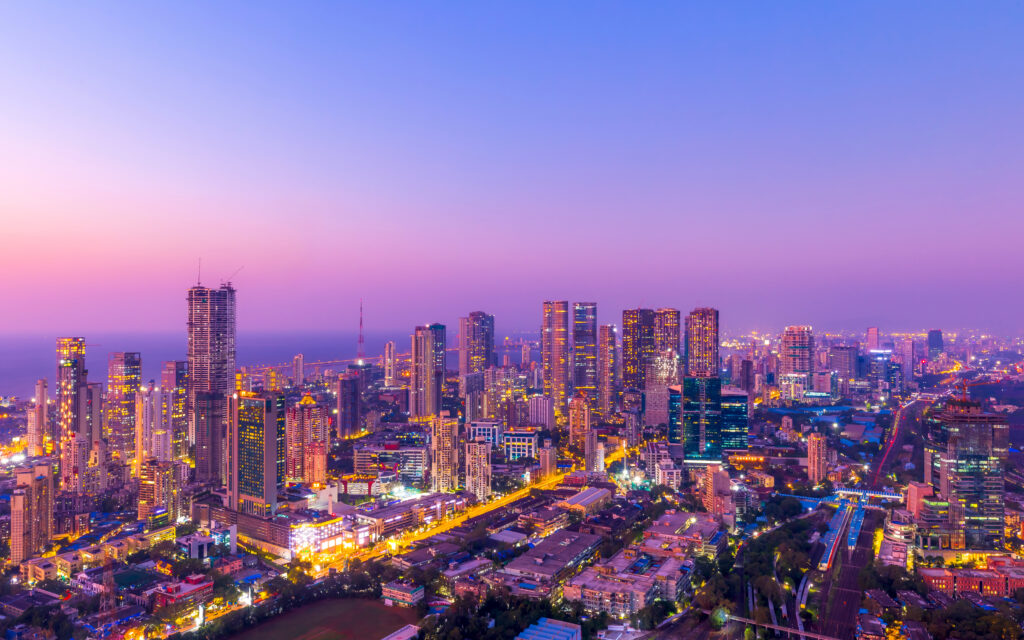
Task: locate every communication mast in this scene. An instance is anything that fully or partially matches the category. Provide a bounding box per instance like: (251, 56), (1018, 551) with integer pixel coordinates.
(358, 299), (365, 360)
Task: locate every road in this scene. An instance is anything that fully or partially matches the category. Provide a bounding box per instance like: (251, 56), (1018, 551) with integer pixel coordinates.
(870, 398), (921, 489)
(323, 447), (627, 572)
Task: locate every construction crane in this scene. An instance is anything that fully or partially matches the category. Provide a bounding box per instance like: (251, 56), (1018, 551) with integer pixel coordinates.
(953, 377), (992, 401)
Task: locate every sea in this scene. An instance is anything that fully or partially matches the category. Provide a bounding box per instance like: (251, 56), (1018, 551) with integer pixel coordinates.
(0, 331), (395, 400)
(0, 330), (536, 400)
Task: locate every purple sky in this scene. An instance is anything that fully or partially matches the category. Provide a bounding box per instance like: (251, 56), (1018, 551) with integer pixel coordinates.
(2, 3), (1023, 336)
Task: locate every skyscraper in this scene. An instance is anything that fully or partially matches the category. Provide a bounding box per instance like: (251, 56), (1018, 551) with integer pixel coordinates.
(780, 326), (815, 377)
(27, 379), (48, 457)
(135, 383), (172, 475)
(721, 388), (749, 451)
(384, 340), (397, 386)
(161, 361), (189, 463)
(685, 308), (719, 378)
(568, 395), (591, 448)
(654, 308), (681, 356)
(138, 457), (182, 522)
(56, 337), (88, 492)
(539, 441), (557, 479)
(681, 376), (722, 463)
(622, 308), (656, 391)
(187, 284), (236, 485)
(335, 373), (362, 438)
(828, 345), (859, 381)
(286, 394), (329, 482)
(572, 303), (598, 401)
(10, 463), (53, 565)
(411, 324), (445, 417)
(228, 392), (283, 517)
(597, 325), (617, 414)
(927, 329), (944, 360)
(465, 439), (492, 501)
(934, 398), (1008, 549)
(430, 414), (459, 493)
(293, 353), (304, 386)
(459, 311), (495, 376)
(866, 326), (880, 352)
(807, 433), (828, 484)
(106, 351), (142, 465)
(897, 337), (916, 381)
(542, 301), (570, 419)
(584, 430), (601, 472)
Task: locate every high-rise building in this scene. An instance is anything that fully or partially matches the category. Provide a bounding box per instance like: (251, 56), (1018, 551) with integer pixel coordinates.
(541, 301), (570, 419)
(384, 341), (397, 386)
(703, 464), (733, 516)
(780, 326), (815, 377)
(927, 330), (944, 360)
(135, 384), (173, 475)
(828, 345), (859, 381)
(681, 376), (722, 463)
(161, 361), (189, 463)
(430, 414), (459, 492)
(528, 395), (555, 428)
(584, 430), (602, 472)
(336, 373), (362, 438)
(228, 392), (283, 517)
(465, 439), (492, 501)
(685, 308), (719, 378)
(459, 312), (495, 377)
(187, 284), (237, 485)
(897, 337), (916, 381)
(138, 457), (182, 522)
(721, 388), (749, 451)
(934, 398), (1008, 549)
(106, 351), (142, 465)
(807, 433), (828, 484)
(866, 327), (881, 352)
(56, 337), (88, 492)
(572, 303), (598, 401)
(597, 325), (617, 414)
(85, 382), (103, 445)
(286, 394), (329, 482)
(27, 379), (48, 457)
(568, 395), (591, 448)
(293, 353), (305, 386)
(10, 463), (54, 565)
(622, 309), (656, 391)
(539, 440), (557, 478)
(411, 324), (445, 418)
(304, 441), (328, 486)
(654, 308), (681, 357)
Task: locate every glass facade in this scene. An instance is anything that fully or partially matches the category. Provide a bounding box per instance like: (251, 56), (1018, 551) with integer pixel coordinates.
(682, 376), (722, 462)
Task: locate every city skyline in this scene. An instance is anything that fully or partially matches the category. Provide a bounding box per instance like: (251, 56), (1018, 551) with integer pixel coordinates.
(3, 3), (1024, 335)
(4, 5), (1024, 640)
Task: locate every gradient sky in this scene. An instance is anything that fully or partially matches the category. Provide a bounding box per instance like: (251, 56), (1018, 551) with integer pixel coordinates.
(2, 3), (1023, 337)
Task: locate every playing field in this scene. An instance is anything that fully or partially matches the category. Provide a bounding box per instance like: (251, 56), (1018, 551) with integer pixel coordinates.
(231, 598), (420, 640)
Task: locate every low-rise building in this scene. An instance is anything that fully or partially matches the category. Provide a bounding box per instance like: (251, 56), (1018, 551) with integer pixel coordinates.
(563, 547), (689, 617)
(381, 580), (425, 607)
(558, 487), (611, 515)
(152, 574), (214, 608)
(496, 530), (602, 599)
(516, 618), (582, 640)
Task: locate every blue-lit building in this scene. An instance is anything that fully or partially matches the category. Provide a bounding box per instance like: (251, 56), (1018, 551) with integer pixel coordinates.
(721, 388), (749, 451)
(682, 376), (722, 462)
(515, 618), (581, 640)
(667, 385), (682, 444)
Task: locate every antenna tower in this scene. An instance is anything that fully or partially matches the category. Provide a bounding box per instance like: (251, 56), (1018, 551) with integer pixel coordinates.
(358, 299), (365, 359)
